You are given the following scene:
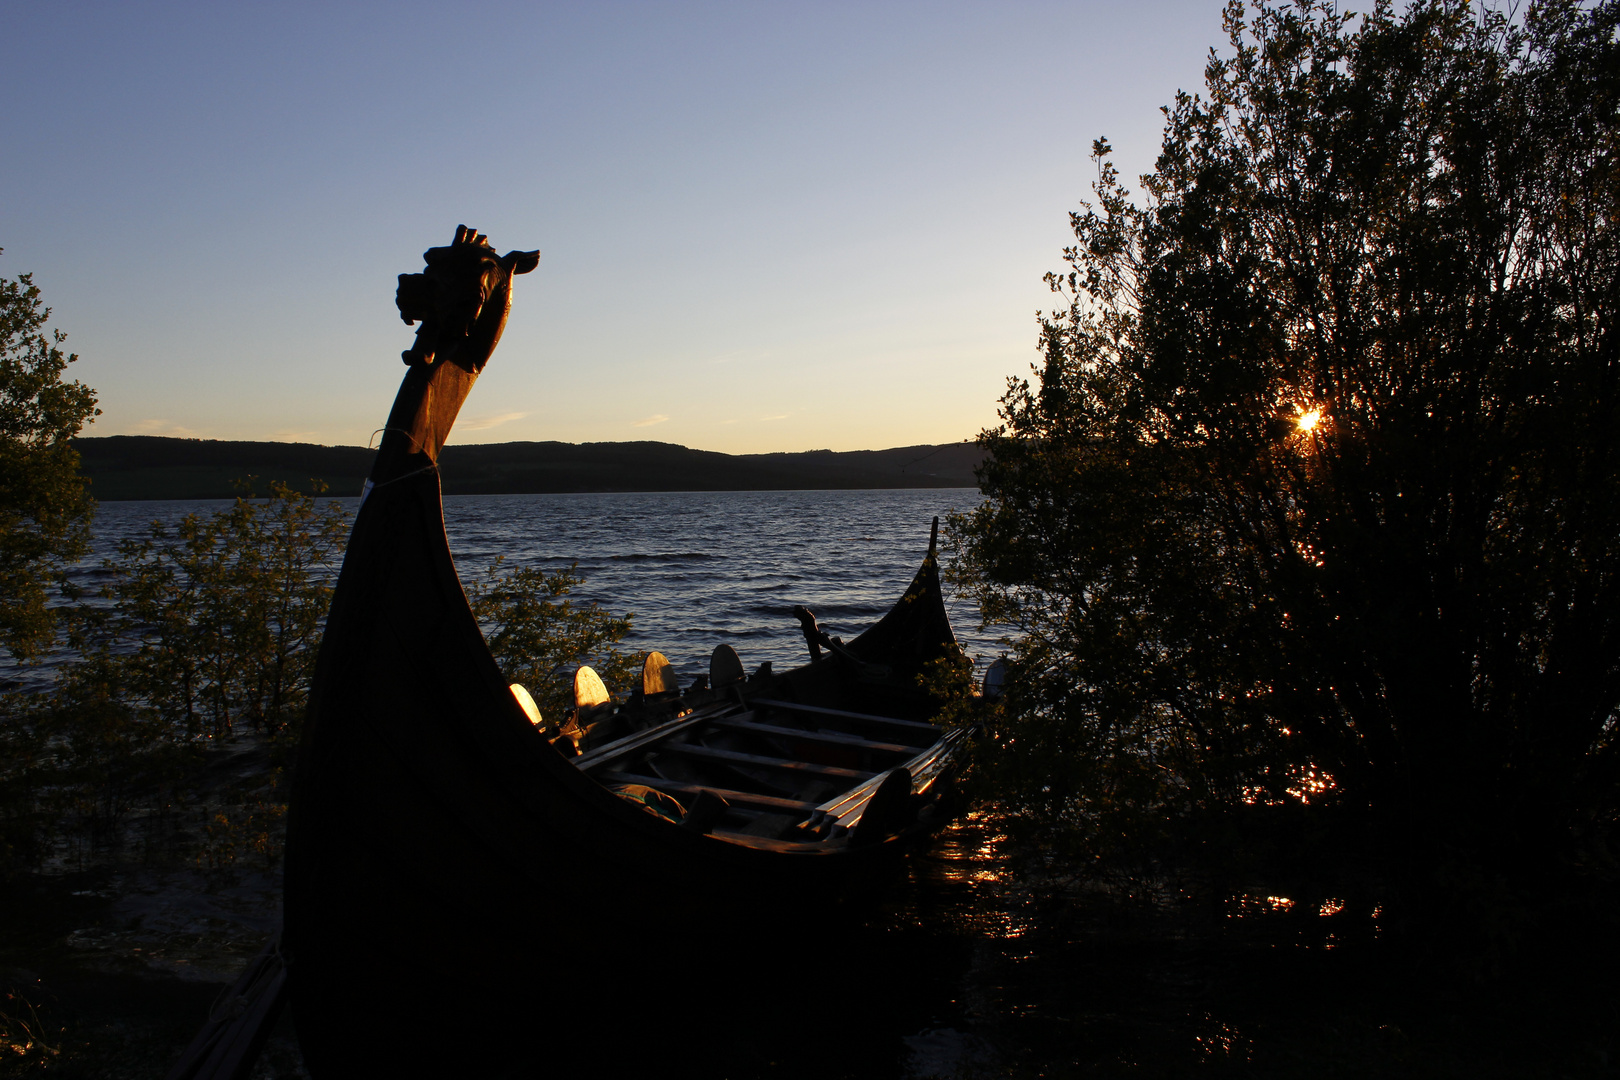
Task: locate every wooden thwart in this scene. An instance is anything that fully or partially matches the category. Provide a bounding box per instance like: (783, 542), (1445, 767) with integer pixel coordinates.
(750, 698), (941, 734)
(657, 742), (876, 780)
(709, 715), (916, 755)
(574, 701), (744, 771)
(596, 771), (820, 815)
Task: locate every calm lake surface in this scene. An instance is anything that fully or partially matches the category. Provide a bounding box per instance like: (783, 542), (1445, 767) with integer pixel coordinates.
(54, 487), (996, 691)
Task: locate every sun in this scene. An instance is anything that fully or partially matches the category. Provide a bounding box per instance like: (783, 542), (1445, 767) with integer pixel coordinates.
(1297, 408), (1323, 433)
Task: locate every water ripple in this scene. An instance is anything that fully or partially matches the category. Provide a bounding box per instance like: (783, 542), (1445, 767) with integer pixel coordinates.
(11, 488), (995, 695)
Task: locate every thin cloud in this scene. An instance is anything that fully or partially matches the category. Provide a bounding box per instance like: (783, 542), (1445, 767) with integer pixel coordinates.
(131, 419), (202, 438)
(633, 414), (669, 427)
(461, 411), (528, 431)
(758, 413), (790, 421)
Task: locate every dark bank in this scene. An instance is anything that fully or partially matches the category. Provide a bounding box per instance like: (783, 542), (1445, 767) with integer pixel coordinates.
(6, 809), (1619, 1077)
(72, 437), (985, 502)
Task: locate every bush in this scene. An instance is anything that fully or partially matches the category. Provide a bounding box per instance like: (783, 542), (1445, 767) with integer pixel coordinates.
(61, 479), (349, 750)
(0, 482), (348, 871)
(950, 0), (1620, 925)
(1, 479), (642, 874)
(0, 259), (99, 664)
(467, 559), (639, 723)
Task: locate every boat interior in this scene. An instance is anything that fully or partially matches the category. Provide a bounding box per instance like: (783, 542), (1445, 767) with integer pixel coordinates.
(513, 642), (965, 849)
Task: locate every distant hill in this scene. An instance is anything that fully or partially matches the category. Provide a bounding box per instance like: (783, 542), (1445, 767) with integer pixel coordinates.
(73, 436), (985, 501)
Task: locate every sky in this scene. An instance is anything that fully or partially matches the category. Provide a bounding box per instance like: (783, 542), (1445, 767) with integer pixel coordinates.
(1, 2), (1229, 455)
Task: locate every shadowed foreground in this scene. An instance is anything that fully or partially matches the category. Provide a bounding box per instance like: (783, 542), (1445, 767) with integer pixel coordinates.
(4, 811), (1615, 1078)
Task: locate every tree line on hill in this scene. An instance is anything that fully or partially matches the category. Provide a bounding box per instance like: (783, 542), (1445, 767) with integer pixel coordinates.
(72, 435), (984, 501)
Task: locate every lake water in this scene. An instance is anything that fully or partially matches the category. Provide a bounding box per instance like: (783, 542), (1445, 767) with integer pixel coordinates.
(38, 487), (996, 695)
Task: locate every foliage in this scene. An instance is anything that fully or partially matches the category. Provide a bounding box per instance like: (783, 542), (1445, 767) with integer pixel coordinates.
(1, 473), (643, 873)
(0, 694), (56, 868)
(950, 0), (1620, 913)
(0, 257), (99, 662)
(914, 646), (983, 736)
(0, 482), (348, 871)
(62, 479), (349, 748)
(467, 559), (639, 722)
(0, 986), (63, 1066)
(196, 782), (287, 874)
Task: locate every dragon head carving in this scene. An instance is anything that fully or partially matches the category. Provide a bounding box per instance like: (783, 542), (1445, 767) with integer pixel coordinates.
(396, 224), (539, 371)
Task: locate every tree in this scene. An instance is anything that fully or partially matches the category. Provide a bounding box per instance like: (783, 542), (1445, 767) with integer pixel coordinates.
(0, 257), (99, 661)
(951, 0), (1620, 919)
(0, 473), (637, 871)
(467, 560), (639, 723)
(60, 480), (349, 747)
(5, 482), (351, 864)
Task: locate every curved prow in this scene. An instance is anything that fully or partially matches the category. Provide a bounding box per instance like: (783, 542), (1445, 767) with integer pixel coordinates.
(368, 226), (539, 490)
(285, 227), (538, 1076)
(840, 520), (957, 696)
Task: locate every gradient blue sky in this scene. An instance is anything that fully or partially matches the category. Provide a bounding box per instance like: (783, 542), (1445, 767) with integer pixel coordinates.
(2, 2), (1227, 453)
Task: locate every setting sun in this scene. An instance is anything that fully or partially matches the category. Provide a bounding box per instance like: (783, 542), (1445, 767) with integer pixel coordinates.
(1297, 408), (1323, 433)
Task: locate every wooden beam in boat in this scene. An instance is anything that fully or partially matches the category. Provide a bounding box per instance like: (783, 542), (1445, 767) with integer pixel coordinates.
(655, 743), (876, 781)
(748, 698), (942, 735)
(814, 769), (893, 822)
(815, 727), (967, 820)
(708, 716), (917, 755)
(595, 771), (820, 816)
(905, 727), (968, 790)
(574, 701), (745, 771)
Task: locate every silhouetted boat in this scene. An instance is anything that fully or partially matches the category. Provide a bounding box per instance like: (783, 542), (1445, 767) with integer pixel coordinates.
(538, 530), (964, 854)
(274, 229), (968, 1076)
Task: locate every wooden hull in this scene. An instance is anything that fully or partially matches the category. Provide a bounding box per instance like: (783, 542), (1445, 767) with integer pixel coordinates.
(283, 232), (964, 1074)
(284, 470), (964, 1073)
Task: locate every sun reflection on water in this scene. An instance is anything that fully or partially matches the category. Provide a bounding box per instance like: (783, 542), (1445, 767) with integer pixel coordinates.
(903, 815), (1032, 929)
(1227, 893), (1297, 917)
(880, 809), (1402, 1078)
(1195, 1016), (1253, 1062)
(1285, 763), (1337, 803)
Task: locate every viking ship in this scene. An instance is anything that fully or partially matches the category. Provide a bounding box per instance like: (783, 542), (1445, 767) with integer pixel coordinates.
(246, 228), (971, 1075)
